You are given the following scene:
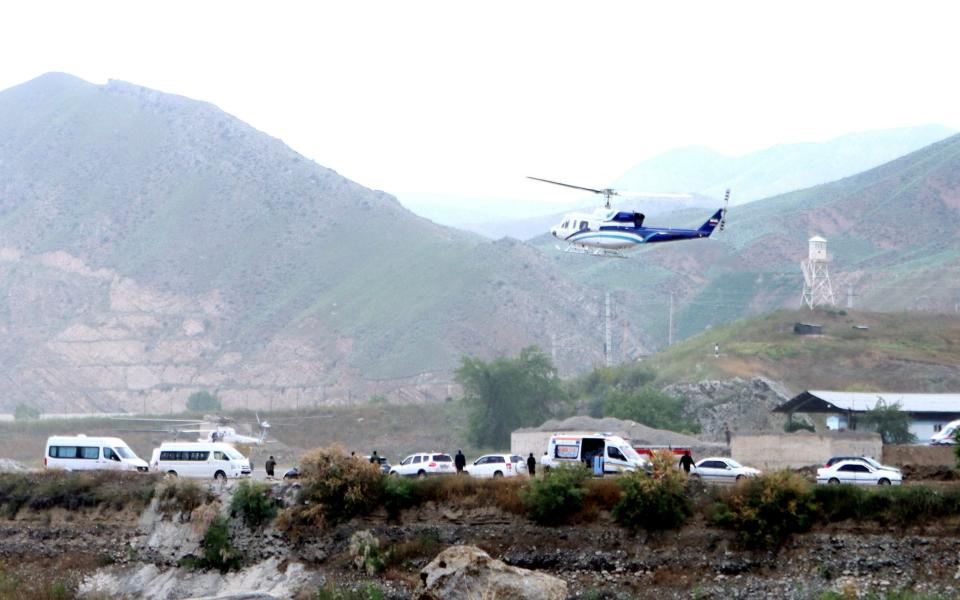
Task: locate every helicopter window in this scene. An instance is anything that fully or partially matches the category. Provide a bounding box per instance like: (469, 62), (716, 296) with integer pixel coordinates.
(579, 221), (588, 230)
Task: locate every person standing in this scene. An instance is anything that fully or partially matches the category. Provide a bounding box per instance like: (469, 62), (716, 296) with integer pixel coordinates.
(679, 450), (694, 474)
(265, 455), (276, 479)
(370, 450), (380, 464)
(526, 452), (537, 477)
(454, 449), (466, 475)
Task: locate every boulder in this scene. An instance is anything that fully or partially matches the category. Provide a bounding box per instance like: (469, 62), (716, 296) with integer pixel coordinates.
(418, 545), (567, 600)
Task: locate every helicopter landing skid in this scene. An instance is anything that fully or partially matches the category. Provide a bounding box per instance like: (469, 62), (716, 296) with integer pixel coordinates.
(556, 244), (626, 259)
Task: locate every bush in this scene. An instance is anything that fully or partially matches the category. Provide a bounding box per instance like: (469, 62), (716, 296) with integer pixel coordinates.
(157, 478), (215, 515)
(231, 480), (277, 529)
(521, 465), (589, 525)
(711, 470), (817, 549)
(0, 472), (157, 519)
(286, 446), (384, 527)
(348, 530), (385, 575)
(613, 451), (691, 532)
(197, 516), (240, 573)
(186, 390), (221, 412)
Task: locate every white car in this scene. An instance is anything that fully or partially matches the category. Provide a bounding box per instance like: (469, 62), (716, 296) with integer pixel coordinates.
(464, 454), (527, 478)
(692, 457), (761, 483)
(817, 460), (902, 486)
(389, 452), (455, 478)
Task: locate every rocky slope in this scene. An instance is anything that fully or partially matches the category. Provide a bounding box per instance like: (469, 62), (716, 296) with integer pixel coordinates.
(0, 73), (620, 413)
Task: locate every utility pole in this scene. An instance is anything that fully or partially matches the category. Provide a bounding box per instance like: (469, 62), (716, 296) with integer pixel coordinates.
(668, 291), (675, 347)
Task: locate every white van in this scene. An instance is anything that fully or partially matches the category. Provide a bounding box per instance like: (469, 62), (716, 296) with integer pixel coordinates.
(156, 442), (251, 480)
(541, 433), (648, 474)
(45, 435), (149, 472)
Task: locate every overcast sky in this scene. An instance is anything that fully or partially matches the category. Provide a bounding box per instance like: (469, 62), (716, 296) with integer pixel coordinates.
(3, 1), (960, 206)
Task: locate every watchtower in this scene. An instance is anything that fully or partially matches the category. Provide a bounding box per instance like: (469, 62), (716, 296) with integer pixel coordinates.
(801, 235), (836, 309)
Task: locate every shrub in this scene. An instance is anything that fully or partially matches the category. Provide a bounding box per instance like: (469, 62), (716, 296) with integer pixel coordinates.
(521, 464), (589, 525)
(348, 530), (385, 575)
(231, 480), (277, 529)
(13, 403), (41, 421)
(186, 390), (221, 412)
(312, 583), (385, 600)
(384, 530), (441, 568)
(613, 451), (691, 532)
(288, 445), (384, 527)
(157, 478), (215, 515)
(812, 484), (871, 522)
(197, 516), (240, 573)
(711, 470), (817, 549)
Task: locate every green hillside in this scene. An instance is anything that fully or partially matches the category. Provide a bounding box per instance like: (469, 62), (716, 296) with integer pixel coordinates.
(646, 309), (960, 395)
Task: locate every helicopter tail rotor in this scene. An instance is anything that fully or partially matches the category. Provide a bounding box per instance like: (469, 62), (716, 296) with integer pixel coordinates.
(719, 189), (730, 232)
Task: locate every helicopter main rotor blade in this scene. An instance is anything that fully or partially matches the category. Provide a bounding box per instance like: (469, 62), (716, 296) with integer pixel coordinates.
(527, 176), (610, 196)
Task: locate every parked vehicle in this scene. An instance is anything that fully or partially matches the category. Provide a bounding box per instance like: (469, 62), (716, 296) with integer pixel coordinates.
(364, 455), (392, 475)
(389, 452), (455, 478)
(930, 419), (960, 445)
(45, 435), (149, 472)
(282, 466), (299, 480)
(824, 455), (901, 473)
(155, 442), (251, 480)
(691, 457), (761, 483)
(817, 460), (902, 486)
(465, 454), (527, 478)
(541, 433), (648, 474)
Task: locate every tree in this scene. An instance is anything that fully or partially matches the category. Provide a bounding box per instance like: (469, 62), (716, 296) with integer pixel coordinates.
(456, 346), (566, 448)
(13, 402), (41, 420)
(858, 399), (916, 444)
(187, 390), (221, 412)
(602, 387), (698, 433)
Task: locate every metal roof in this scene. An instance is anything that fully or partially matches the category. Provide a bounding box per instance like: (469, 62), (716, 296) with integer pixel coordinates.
(774, 391), (960, 414)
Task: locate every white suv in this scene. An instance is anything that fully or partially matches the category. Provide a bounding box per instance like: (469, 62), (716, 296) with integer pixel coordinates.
(389, 452), (455, 478)
(465, 454), (527, 478)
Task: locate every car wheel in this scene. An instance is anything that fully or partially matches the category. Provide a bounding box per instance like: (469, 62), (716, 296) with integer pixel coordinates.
(878, 478), (891, 486)
(493, 471), (503, 478)
(736, 474), (744, 481)
(389, 471), (398, 477)
(166, 470), (178, 478)
(417, 470), (427, 479)
(828, 478), (840, 485)
(214, 471), (226, 482)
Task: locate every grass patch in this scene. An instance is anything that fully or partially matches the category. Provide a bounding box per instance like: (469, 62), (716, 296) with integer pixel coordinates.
(0, 471), (157, 519)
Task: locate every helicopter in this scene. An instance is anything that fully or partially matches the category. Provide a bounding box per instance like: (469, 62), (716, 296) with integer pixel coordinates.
(529, 176), (729, 258)
(113, 413), (273, 445)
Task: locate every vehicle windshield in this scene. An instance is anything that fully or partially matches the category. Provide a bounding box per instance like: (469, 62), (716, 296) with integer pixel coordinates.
(861, 456), (883, 468)
(725, 459), (743, 468)
(224, 448), (244, 460)
(113, 446), (136, 459)
(620, 446), (642, 461)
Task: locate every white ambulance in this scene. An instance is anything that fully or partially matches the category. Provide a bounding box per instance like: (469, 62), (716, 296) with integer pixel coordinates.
(541, 433), (648, 474)
(44, 435), (149, 472)
(155, 442), (251, 480)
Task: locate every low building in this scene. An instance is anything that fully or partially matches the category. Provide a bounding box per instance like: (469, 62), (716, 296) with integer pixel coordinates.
(773, 391), (960, 442)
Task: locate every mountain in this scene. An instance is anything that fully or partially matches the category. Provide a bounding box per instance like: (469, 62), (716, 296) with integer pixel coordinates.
(531, 133), (960, 353)
(612, 125), (955, 204)
(0, 73), (616, 414)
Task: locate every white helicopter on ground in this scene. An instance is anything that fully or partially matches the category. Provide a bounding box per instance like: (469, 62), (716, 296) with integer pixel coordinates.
(114, 414), (273, 445)
(529, 176), (729, 258)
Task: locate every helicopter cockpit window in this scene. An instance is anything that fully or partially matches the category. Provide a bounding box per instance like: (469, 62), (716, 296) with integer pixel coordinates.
(579, 221), (588, 230)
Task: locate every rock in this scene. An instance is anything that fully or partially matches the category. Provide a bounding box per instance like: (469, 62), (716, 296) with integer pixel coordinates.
(419, 545), (566, 600)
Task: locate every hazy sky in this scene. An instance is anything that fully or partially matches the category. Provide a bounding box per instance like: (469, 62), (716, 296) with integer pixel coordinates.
(3, 1), (960, 206)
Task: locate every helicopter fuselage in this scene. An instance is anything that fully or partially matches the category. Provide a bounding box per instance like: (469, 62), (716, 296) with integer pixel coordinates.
(551, 207), (724, 252)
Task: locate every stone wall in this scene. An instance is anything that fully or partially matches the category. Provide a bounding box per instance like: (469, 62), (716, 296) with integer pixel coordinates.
(731, 431), (882, 470)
